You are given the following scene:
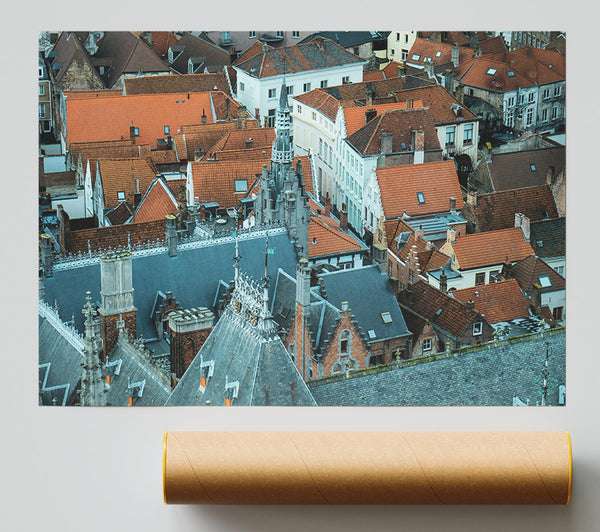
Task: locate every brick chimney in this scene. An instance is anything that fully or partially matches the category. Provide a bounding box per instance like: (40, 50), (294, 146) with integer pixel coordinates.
(381, 132), (393, 154)
(515, 212), (530, 241)
(324, 193), (331, 215)
(366, 88), (375, 106)
(449, 197), (457, 214)
(546, 165), (555, 185)
(98, 250), (136, 361)
(237, 105), (248, 130)
(201, 110), (207, 125)
(451, 43), (460, 67)
(129, 122), (137, 142)
(254, 108), (260, 127)
(439, 270), (447, 293)
(133, 178), (141, 207)
(168, 307), (214, 378)
(365, 108), (377, 123)
(57, 204), (71, 254)
(339, 203), (348, 230)
(412, 129), (424, 164)
(446, 228), (457, 245)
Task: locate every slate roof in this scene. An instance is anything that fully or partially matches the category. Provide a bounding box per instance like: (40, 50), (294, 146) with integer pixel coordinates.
(488, 147), (565, 192)
(346, 107), (440, 157)
(397, 280), (485, 339)
(105, 337), (171, 406)
(451, 279), (531, 324)
(97, 158), (157, 209)
(530, 217), (565, 259)
(511, 255), (566, 294)
(168, 32), (231, 74)
(43, 230), (300, 341)
(309, 332), (565, 406)
(49, 32), (104, 87)
(407, 38), (475, 68)
(376, 160), (464, 218)
(320, 265), (411, 343)
(233, 41), (267, 66)
(298, 31), (388, 48)
(66, 91), (236, 147)
(133, 177), (178, 223)
(38, 311), (83, 406)
(447, 227), (534, 270)
(454, 47), (565, 92)
(94, 31), (170, 88)
(472, 185), (558, 232)
(68, 219), (166, 255)
(235, 37), (365, 78)
(166, 307), (316, 406)
(323, 76), (436, 105)
(124, 65), (220, 93)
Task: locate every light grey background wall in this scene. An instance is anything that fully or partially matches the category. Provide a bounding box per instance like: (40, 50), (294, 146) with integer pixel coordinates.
(3, 3), (598, 531)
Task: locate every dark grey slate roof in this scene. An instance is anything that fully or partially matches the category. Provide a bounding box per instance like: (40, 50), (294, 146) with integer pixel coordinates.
(319, 265), (411, 342)
(42, 231), (299, 341)
(298, 31), (388, 48)
(166, 307), (316, 406)
(38, 313), (83, 406)
(105, 337), (171, 406)
(530, 217), (565, 259)
(310, 332), (565, 406)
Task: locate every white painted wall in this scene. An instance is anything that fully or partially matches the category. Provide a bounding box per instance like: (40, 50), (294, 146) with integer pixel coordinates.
(51, 191), (85, 219)
(542, 289), (566, 324)
(387, 31), (416, 62)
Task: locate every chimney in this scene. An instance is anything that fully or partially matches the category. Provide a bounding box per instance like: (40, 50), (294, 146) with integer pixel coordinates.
(237, 105), (248, 130)
(339, 203), (348, 230)
(168, 307), (214, 378)
(412, 129), (424, 164)
(366, 88), (375, 106)
(98, 250), (136, 361)
(166, 214), (178, 257)
(57, 204), (71, 254)
(133, 178), (141, 207)
(254, 108), (260, 127)
(415, 225), (425, 240)
(406, 98), (413, 109)
(451, 43), (460, 67)
(465, 300), (475, 312)
(469, 32), (479, 50)
(467, 190), (477, 206)
(341, 301), (350, 311)
(245, 138), (254, 149)
(446, 228), (457, 244)
(225, 98), (231, 121)
(194, 148), (205, 161)
(324, 193), (331, 215)
(449, 197), (457, 214)
(40, 233), (54, 277)
(201, 110), (207, 125)
(262, 42), (269, 53)
(397, 65), (405, 77)
(381, 131), (393, 154)
(296, 259), (311, 308)
(365, 108), (377, 123)
(530, 283), (543, 315)
(424, 61), (434, 78)
(546, 165), (555, 185)
(501, 256), (513, 280)
(439, 270), (448, 293)
(515, 212), (530, 241)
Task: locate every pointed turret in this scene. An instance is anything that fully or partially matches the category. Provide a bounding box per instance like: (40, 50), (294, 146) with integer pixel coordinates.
(80, 291), (107, 406)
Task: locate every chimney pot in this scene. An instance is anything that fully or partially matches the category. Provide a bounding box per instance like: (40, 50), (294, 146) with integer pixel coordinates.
(466, 300), (475, 312)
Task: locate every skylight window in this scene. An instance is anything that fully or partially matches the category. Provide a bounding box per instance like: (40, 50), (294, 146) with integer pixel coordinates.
(368, 329), (377, 339)
(530, 164), (537, 172)
(411, 54), (421, 61)
(538, 274), (552, 288)
(435, 51), (442, 57)
(417, 192), (425, 204)
(234, 179), (247, 193)
(486, 68), (497, 75)
(381, 312), (392, 324)
(117, 191), (126, 201)
(508, 71), (515, 77)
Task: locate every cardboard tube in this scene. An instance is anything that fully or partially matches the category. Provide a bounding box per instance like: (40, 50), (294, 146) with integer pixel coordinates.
(163, 431), (572, 505)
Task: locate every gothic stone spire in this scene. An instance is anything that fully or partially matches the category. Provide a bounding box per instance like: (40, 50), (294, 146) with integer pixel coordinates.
(80, 291), (107, 406)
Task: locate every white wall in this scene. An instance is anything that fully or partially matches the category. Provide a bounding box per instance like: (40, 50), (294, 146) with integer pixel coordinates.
(51, 191), (85, 219)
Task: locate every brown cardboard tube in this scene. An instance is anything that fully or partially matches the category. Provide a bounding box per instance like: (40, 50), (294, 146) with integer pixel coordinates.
(163, 431), (572, 505)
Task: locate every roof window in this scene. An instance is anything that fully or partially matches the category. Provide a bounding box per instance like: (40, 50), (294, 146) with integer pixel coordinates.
(435, 51), (442, 57)
(508, 71), (515, 77)
(538, 274), (552, 288)
(417, 192), (425, 204)
(117, 191), (126, 201)
(234, 179), (247, 193)
(486, 68), (497, 75)
(530, 164), (536, 172)
(411, 54), (421, 61)
(368, 329), (377, 339)
(381, 312), (392, 324)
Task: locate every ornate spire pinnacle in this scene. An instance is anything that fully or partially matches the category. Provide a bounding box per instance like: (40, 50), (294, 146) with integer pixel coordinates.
(232, 233), (241, 287)
(80, 291), (107, 406)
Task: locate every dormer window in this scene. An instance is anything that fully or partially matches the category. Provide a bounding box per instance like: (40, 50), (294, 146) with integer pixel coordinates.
(249, 31), (256, 38)
(473, 322), (483, 335)
(538, 274), (552, 288)
(508, 71), (515, 77)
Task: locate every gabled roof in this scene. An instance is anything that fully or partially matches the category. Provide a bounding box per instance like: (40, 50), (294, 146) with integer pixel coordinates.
(530, 217), (565, 259)
(308, 206), (367, 259)
(168, 32), (231, 74)
(166, 306), (316, 406)
(511, 255), (566, 294)
(299, 31), (388, 48)
(342, 100), (424, 136)
(293, 89), (341, 121)
(397, 280), (484, 338)
(454, 47), (565, 92)
(407, 38), (475, 67)
(346, 107), (440, 157)
(94, 31), (171, 88)
(210, 127), (275, 154)
(235, 37), (365, 78)
(478, 36), (507, 55)
(363, 70), (385, 81)
(172, 122), (239, 161)
(448, 227), (534, 270)
(49, 32), (104, 88)
(97, 158), (157, 209)
(376, 160), (464, 218)
(488, 147), (565, 192)
(66, 91), (237, 147)
(63, 89), (123, 100)
(106, 201), (135, 225)
(320, 265), (410, 342)
(323, 76), (436, 105)
(124, 72), (231, 95)
(473, 185), (558, 232)
(451, 279), (530, 324)
(233, 40), (268, 66)
(133, 177), (178, 223)
(140, 31), (179, 58)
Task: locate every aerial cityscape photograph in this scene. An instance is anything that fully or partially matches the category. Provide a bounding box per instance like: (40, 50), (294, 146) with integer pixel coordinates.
(37, 30), (566, 406)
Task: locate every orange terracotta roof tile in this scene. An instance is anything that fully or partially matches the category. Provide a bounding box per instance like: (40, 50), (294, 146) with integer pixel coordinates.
(323, 76), (436, 105)
(381, 61), (405, 79)
(133, 178), (178, 223)
(293, 89), (341, 122)
(382, 218), (413, 247)
(451, 279), (530, 324)
(172, 122), (238, 160)
(98, 158), (157, 209)
(166, 178), (186, 196)
(66, 91), (236, 147)
(210, 127), (276, 153)
(407, 38), (475, 67)
(343, 100), (424, 136)
(233, 41), (268, 66)
(211, 146), (272, 161)
(449, 227), (534, 270)
(149, 149), (179, 164)
(308, 214), (365, 259)
(125, 73), (231, 96)
(63, 90), (123, 99)
(145, 31), (179, 58)
(68, 219), (165, 255)
(376, 160), (464, 218)
(363, 70), (385, 82)
(393, 84), (478, 123)
(70, 139), (136, 163)
(106, 201), (134, 225)
(76, 142), (153, 185)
